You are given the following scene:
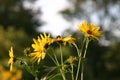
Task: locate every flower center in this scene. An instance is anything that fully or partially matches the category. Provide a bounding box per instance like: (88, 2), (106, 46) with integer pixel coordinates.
(39, 49), (42, 53)
(87, 30), (92, 34)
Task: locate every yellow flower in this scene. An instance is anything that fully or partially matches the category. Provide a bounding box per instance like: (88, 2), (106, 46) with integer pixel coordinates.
(78, 22), (103, 40)
(8, 47), (15, 72)
(67, 56), (76, 64)
(0, 66), (23, 80)
(29, 32), (53, 64)
(55, 35), (75, 45)
(63, 35), (75, 45)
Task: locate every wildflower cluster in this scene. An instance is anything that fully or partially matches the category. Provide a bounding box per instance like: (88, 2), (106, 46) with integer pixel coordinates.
(8, 21), (103, 80)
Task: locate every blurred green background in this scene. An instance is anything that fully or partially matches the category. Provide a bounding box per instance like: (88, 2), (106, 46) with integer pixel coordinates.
(0, 0), (120, 80)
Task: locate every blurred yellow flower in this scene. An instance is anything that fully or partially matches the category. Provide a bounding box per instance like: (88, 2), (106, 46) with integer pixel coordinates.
(29, 32), (53, 64)
(8, 47), (15, 72)
(78, 22), (103, 40)
(55, 35), (75, 45)
(0, 65), (23, 80)
(67, 56), (76, 64)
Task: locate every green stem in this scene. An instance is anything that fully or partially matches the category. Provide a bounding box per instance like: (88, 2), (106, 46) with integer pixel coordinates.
(83, 38), (89, 58)
(75, 56), (81, 80)
(47, 48), (66, 80)
(60, 69), (66, 80)
(81, 38), (90, 80)
(47, 72), (62, 80)
(47, 52), (58, 66)
(60, 45), (64, 70)
(35, 76), (39, 80)
(74, 44), (80, 56)
(54, 53), (66, 80)
(75, 38), (86, 80)
(54, 54), (60, 67)
(71, 64), (74, 80)
(59, 44), (66, 80)
(81, 63), (84, 80)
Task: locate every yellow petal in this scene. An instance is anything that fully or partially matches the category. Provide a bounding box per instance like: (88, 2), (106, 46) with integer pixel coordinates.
(9, 47), (14, 57)
(41, 52), (46, 59)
